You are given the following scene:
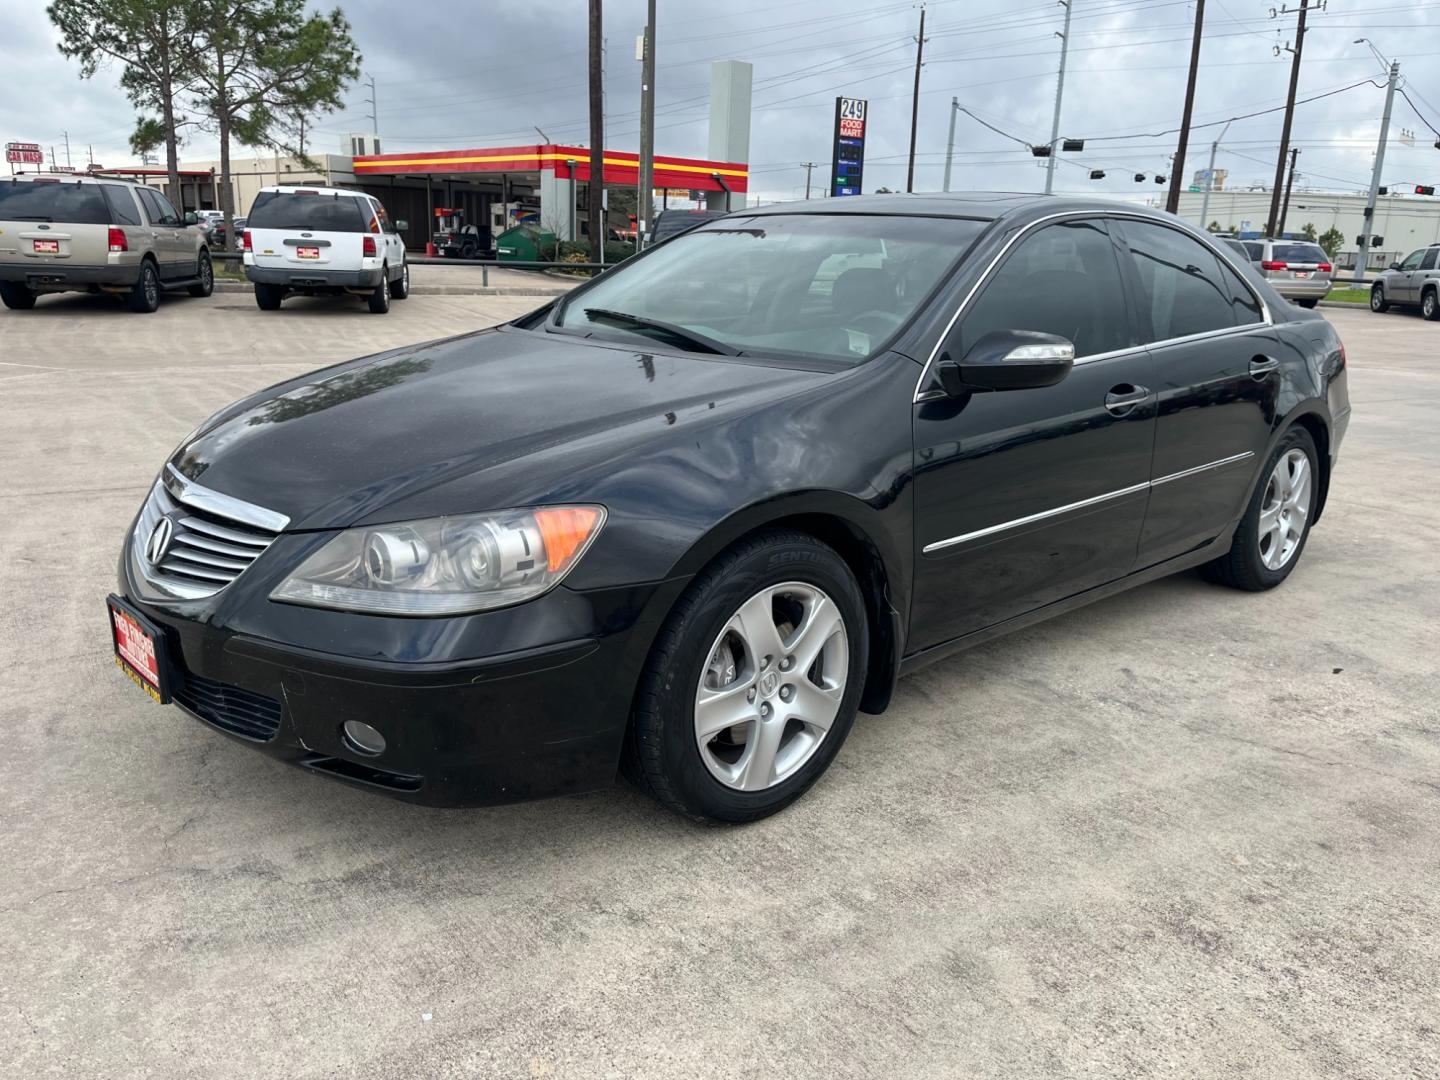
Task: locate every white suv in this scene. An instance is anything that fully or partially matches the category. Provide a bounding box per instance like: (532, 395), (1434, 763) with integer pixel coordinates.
(242, 185), (408, 313)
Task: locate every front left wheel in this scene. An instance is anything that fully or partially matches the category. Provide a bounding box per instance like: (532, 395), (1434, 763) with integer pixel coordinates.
(626, 530), (869, 823)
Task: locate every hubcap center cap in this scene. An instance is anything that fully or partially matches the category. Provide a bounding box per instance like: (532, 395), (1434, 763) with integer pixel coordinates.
(758, 670), (780, 698)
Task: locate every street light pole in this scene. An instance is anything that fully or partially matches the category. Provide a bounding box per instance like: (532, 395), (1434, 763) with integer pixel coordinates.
(1044, 0), (1073, 195)
(1198, 119), (1232, 230)
(1356, 40), (1399, 283)
(637, 0), (656, 249)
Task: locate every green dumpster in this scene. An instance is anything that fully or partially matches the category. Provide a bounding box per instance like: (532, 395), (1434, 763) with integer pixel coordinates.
(495, 224), (556, 263)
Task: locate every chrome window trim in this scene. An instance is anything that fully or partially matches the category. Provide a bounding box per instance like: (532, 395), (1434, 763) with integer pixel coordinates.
(920, 450), (1255, 555)
(913, 210), (1273, 404)
(163, 464), (290, 533)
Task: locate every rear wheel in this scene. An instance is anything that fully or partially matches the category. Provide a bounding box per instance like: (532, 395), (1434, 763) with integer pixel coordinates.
(127, 260), (160, 313)
(391, 259), (410, 300)
(626, 530), (868, 823)
(1370, 284), (1390, 313)
(1201, 426), (1319, 592)
(254, 282), (284, 311)
(187, 253), (214, 297)
(0, 282), (37, 310)
(459, 241), (477, 260)
(367, 270), (391, 313)
(1295, 298), (1318, 308)
(1423, 288), (1439, 321)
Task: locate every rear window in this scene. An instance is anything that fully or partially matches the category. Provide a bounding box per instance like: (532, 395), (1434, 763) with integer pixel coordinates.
(0, 180), (111, 224)
(247, 191), (370, 232)
(1272, 243), (1327, 263)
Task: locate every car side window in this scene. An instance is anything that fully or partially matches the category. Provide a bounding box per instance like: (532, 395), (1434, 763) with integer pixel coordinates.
(1217, 259), (1264, 324)
(1400, 249), (1425, 271)
(1421, 249), (1438, 271)
(1243, 242), (1263, 261)
(1120, 220), (1237, 343)
(959, 218), (1131, 359)
(101, 185), (142, 227)
(136, 187), (175, 226)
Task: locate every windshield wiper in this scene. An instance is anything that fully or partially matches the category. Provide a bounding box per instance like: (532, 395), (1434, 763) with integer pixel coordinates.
(583, 308), (740, 356)
(10, 215), (53, 222)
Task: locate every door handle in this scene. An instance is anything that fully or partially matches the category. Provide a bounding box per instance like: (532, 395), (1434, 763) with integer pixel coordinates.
(1250, 355), (1280, 379)
(1104, 384), (1150, 415)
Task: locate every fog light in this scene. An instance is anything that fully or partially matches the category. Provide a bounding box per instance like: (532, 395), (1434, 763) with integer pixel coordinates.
(342, 720), (386, 756)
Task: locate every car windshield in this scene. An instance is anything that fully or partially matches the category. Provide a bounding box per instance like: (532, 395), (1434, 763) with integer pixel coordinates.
(0, 180), (110, 224)
(554, 213), (985, 363)
(1273, 243), (1328, 263)
(247, 191), (370, 232)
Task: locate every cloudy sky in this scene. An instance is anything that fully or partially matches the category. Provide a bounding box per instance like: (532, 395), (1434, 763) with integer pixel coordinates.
(5, 0), (1439, 204)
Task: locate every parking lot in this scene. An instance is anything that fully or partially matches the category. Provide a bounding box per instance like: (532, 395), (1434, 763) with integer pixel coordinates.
(1, 292), (1436, 1078)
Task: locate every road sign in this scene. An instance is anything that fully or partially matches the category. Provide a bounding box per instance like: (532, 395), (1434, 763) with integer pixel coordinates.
(1188, 185), (1202, 193)
(830, 97), (867, 198)
(5, 141), (44, 165)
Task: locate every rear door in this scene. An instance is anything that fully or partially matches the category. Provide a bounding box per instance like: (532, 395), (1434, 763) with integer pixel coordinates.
(246, 190), (369, 273)
(136, 187), (188, 278)
(910, 216), (1157, 650)
(1114, 219), (1280, 566)
(0, 178), (112, 269)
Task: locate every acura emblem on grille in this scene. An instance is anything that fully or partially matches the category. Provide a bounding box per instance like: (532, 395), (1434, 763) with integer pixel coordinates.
(145, 516), (174, 565)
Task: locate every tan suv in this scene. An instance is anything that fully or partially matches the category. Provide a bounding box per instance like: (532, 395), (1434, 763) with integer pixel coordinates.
(0, 174), (213, 312)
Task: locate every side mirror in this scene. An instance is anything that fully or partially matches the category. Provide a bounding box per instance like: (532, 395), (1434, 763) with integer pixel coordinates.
(937, 329), (1075, 395)
(394, 219), (408, 231)
(1389, 262), (1402, 271)
(184, 211), (198, 225)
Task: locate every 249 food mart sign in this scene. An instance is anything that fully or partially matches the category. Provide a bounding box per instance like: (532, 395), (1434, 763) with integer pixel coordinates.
(6, 142), (44, 164)
(831, 97), (867, 197)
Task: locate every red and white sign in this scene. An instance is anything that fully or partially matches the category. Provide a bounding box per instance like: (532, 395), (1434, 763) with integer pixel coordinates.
(839, 117), (865, 139)
(6, 144), (44, 164)
(111, 607), (161, 692)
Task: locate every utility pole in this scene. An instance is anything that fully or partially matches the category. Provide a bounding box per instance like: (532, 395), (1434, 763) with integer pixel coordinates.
(364, 75), (378, 134)
(1045, 0), (1073, 195)
(298, 115), (306, 157)
(801, 162), (816, 199)
(637, 0), (656, 249)
(588, 0), (604, 264)
(1265, 0), (1309, 238)
(1198, 119), (1232, 229)
(906, 5), (927, 193)
(1165, 0), (1205, 215)
(1356, 43), (1399, 283)
(62, 130), (71, 169)
(943, 96), (958, 192)
(1277, 147), (1301, 236)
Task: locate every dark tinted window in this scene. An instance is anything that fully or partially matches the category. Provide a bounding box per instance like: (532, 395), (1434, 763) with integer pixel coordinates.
(151, 190), (181, 223)
(247, 191), (370, 232)
(1122, 221), (1237, 342)
(1422, 248), (1438, 271)
(1272, 243), (1327, 263)
(1218, 261), (1263, 324)
(101, 185), (142, 226)
(1243, 241), (1263, 260)
(960, 218), (1130, 359)
(136, 187), (175, 225)
(652, 210), (724, 240)
(0, 180), (110, 224)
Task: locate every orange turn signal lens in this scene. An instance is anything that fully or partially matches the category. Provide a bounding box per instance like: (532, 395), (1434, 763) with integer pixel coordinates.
(534, 507), (604, 572)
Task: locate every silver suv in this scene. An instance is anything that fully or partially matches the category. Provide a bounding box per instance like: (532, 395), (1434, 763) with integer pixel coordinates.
(1370, 244), (1440, 320)
(1236, 238), (1333, 307)
(0, 174), (212, 312)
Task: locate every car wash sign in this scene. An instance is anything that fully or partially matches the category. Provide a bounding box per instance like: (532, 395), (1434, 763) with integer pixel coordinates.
(831, 98), (867, 197)
(6, 141), (44, 165)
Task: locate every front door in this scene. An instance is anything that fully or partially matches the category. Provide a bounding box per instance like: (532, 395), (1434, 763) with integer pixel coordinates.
(910, 217), (1156, 651)
(1393, 248), (1426, 303)
(1114, 219), (1281, 565)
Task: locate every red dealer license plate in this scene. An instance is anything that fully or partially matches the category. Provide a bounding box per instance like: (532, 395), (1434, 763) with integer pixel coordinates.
(107, 595), (171, 703)
(297, 246), (319, 259)
(33, 239), (59, 254)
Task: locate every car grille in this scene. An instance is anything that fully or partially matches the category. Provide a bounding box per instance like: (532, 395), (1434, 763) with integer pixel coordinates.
(174, 669), (282, 742)
(133, 467), (288, 600)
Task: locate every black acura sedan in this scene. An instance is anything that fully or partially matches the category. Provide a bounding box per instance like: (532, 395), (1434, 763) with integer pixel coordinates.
(108, 194), (1351, 822)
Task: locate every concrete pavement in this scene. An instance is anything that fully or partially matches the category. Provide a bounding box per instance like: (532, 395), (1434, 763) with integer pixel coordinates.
(0, 299), (1436, 1079)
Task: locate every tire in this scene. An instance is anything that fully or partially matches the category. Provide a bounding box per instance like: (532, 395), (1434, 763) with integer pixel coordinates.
(367, 269), (391, 314)
(187, 253), (214, 298)
(625, 530), (869, 823)
(127, 260), (160, 313)
(391, 259), (410, 300)
(0, 281), (37, 310)
(254, 282), (284, 311)
(1201, 426), (1320, 592)
(459, 241), (477, 260)
(1295, 298), (1318, 309)
(1422, 288), (1440, 321)
(1370, 285), (1389, 313)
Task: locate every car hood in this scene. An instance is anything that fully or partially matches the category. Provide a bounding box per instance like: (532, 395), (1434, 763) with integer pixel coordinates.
(171, 327), (829, 530)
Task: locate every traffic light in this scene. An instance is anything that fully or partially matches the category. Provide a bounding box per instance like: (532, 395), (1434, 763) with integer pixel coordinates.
(1062, 138), (1085, 152)
(1155, 175), (1167, 184)
(1417, 184), (1436, 196)
(1089, 170), (1106, 179)
(1378, 186), (1388, 195)
(1031, 145), (1051, 158)
(1134, 173), (1145, 182)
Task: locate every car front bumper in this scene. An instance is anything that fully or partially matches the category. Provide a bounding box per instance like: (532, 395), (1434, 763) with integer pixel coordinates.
(245, 265), (384, 289)
(116, 536), (684, 808)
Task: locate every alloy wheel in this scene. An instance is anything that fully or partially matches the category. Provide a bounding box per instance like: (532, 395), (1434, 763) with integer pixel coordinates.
(144, 268), (158, 307)
(694, 582), (848, 792)
(1258, 448), (1311, 570)
(1371, 286), (1384, 311)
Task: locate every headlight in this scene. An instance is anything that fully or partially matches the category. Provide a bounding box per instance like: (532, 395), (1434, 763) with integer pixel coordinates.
(270, 506), (605, 615)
